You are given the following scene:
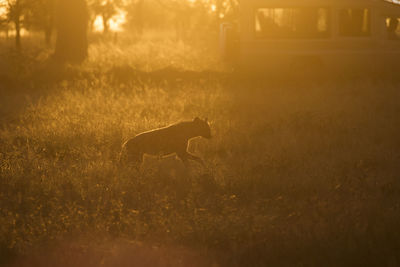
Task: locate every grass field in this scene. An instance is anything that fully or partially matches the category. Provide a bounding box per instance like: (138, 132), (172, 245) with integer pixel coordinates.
(1, 37), (400, 266)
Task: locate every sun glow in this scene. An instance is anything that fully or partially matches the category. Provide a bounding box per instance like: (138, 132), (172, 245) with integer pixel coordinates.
(211, 4), (217, 12)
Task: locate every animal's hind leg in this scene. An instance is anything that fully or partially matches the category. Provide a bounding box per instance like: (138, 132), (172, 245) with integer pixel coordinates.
(130, 153), (143, 167)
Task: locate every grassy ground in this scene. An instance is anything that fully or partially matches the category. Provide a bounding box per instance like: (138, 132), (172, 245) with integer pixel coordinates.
(1, 36), (400, 266)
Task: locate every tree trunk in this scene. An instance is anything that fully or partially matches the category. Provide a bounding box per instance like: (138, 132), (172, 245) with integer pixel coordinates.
(54, 0), (89, 64)
(44, 27), (52, 46)
(15, 18), (21, 50)
(102, 14), (109, 34)
(215, 0), (223, 28)
(44, 13), (54, 46)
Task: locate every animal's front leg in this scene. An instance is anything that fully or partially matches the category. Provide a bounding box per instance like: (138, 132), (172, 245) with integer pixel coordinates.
(187, 152), (206, 167)
(178, 151), (205, 167)
(179, 155), (190, 168)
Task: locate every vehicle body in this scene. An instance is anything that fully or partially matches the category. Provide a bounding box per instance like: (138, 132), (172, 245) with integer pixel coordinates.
(220, 0), (400, 72)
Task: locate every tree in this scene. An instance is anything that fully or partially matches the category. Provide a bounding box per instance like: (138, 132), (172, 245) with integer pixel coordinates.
(6, 0), (28, 50)
(152, 0), (238, 39)
(0, 1), (6, 22)
(25, 0), (55, 46)
(54, 0), (89, 64)
(123, 0), (239, 40)
(212, 0), (239, 28)
(89, 0), (123, 34)
(0, 2), (8, 36)
(5, 0), (57, 48)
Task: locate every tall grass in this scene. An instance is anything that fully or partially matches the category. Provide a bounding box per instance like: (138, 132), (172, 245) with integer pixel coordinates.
(1, 37), (400, 266)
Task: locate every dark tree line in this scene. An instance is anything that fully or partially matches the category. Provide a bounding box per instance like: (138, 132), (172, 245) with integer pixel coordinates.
(3, 0), (55, 49)
(0, 0), (239, 63)
(0, 0), (88, 63)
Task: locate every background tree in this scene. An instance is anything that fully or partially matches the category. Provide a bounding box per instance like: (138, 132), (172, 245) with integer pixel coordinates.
(54, 0), (89, 63)
(6, 0), (30, 50)
(25, 0), (55, 46)
(124, 0), (239, 40)
(0, 1), (8, 37)
(89, 0), (123, 34)
(212, 0), (239, 28)
(0, 19), (7, 38)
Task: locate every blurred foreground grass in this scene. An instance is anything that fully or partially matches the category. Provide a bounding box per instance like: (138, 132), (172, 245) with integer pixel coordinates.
(1, 37), (400, 266)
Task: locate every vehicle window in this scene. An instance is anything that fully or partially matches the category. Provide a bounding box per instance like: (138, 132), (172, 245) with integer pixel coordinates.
(386, 17), (400, 40)
(338, 8), (370, 37)
(255, 8), (330, 39)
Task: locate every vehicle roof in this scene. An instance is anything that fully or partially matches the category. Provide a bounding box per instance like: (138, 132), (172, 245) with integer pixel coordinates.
(244, 0), (400, 6)
(380, 0), (400, 15)
(238, 0), (400, 40)
(243, 0), (400, 15)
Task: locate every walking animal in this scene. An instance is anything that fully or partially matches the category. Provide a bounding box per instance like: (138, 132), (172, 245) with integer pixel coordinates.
(120, 117), (211, 167)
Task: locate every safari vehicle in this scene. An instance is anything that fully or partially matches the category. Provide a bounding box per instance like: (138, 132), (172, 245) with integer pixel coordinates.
(220, 0), (400, 72)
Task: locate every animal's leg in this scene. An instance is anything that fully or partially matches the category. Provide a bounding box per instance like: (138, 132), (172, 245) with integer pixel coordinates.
(177, 151), (190, 168)
(127, 150), (143, 167)
(177, 151), (205, 167)
(187, 152), (206, 167)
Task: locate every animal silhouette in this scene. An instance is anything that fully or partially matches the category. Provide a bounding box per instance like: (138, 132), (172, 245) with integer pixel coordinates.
(120, 117), (211, 167)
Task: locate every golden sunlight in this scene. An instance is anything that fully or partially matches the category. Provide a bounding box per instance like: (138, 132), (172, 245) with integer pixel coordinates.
(3, 0), (400, 266)
(0, 6), (6, 17)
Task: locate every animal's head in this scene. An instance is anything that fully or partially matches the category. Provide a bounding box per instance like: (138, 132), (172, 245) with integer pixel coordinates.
(193, 117), (212, 139)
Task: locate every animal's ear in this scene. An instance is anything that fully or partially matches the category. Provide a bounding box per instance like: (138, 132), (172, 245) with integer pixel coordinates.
(194, 117), (201, 122)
